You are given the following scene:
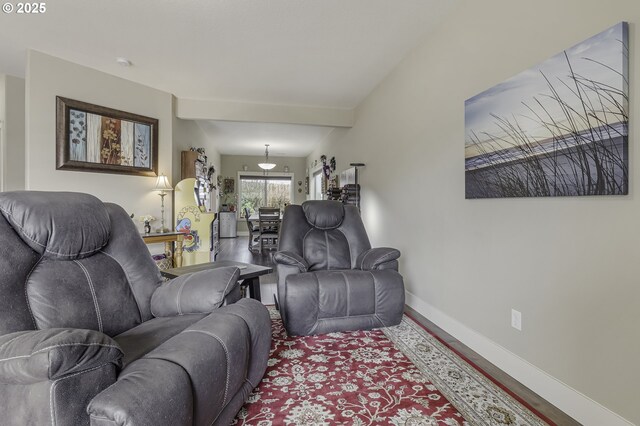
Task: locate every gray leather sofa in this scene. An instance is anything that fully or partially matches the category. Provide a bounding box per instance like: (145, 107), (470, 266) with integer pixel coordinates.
(274, 200), (405, 336)
(0, 191), (270, 426)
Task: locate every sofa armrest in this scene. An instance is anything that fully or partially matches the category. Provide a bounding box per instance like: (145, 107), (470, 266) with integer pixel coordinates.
(88, 358), (193, 426)
(89, 299), (272, 426)
(0, 328), (122, 385)
(151, 266), (240, 317)
(274, 251), (308, 272)
(356, 247), (401, 270)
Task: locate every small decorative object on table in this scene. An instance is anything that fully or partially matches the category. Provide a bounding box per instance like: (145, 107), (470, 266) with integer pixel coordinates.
(139, 214), (155, 234)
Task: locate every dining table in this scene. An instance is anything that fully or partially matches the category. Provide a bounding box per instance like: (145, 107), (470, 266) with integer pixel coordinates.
(247, 213), (283, 222)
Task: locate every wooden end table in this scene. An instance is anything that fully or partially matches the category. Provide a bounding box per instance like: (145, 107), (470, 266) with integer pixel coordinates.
(161, 260), (273, 300)
(142, 232), (184, 267)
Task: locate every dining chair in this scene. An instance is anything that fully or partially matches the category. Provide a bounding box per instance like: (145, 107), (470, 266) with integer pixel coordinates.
(244, 207), (261, 232)
(244, 208), (260, 252)
(258, 207), (280, 251)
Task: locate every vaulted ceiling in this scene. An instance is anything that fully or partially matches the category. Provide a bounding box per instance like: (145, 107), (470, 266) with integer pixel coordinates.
(0, 0), (460, 155)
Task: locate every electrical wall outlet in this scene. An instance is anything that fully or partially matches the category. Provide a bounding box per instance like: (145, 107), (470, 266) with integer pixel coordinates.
(511, 309), (522, 331)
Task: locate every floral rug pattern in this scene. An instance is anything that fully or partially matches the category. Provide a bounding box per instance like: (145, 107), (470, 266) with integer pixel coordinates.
(233, 309), (550, 426)
(382, 316), (550, 426)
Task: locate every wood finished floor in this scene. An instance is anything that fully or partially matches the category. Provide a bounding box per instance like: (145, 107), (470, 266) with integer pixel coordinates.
(219, 236), (580, 426)
(216, 236), (275, 266)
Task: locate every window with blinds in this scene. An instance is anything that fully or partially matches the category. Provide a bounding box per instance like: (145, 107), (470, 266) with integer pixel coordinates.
(239, 175), (292, 218)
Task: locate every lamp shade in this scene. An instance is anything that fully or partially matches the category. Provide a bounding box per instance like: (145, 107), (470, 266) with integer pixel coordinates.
(258, 144), (276, 170)
(258, 162), (276, 170)
(154, 174), (173, 192)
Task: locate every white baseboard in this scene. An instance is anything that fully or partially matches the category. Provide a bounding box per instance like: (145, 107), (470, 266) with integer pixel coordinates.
(405, 290), (634, 426)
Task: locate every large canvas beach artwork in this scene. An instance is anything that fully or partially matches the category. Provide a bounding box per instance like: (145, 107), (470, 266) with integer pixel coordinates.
(56, 97), (159, 177)
(465, 22), (628, 199)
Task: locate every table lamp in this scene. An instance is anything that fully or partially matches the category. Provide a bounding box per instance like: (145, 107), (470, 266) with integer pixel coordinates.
(154, 174), (173, 233)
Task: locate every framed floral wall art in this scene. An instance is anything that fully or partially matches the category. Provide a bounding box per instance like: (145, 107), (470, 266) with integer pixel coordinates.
(56, 97), (159, 177)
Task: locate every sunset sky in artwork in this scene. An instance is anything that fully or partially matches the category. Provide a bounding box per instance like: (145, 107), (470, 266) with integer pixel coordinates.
(465, 23), (627, 159)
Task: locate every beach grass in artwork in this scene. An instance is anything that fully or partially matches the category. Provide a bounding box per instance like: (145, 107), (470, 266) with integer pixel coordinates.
(464, 22), (628, 199)
(134, 123), (151, 168)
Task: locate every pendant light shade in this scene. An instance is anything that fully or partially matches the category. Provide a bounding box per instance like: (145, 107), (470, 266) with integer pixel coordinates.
(258, 144), (276, 170)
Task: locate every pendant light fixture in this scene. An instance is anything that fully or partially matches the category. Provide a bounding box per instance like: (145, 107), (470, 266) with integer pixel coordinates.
(258, 144), (276, 170)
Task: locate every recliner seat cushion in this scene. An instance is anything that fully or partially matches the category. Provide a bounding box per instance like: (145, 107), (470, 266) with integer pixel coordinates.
(90, 299), (271, 426)
(114, 314), (207, 367)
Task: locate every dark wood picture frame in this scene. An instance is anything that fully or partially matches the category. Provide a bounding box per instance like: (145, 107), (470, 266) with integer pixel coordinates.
(56, 96), (159, 177)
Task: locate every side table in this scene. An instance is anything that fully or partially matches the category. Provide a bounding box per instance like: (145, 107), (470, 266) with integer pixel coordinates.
(142, 232), (184, 267)
(161, 260), (273, 300)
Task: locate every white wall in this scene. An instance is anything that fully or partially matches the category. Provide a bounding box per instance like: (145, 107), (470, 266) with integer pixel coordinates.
(4, 75), (25, 191)
(176, 97), (354, 127)
(306, 127), (359, 191)
(172, 112), (221, 186)
(0, 75), (5, 191)
(0, 74), (25, 191)
(308, 1), (639, 424)
(25, 51), (173, 230)
(172, 111), (222, 215)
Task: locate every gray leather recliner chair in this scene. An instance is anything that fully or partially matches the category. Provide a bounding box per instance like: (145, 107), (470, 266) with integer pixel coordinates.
(0, 191), (271, 426)
(274, 200), (405, 336)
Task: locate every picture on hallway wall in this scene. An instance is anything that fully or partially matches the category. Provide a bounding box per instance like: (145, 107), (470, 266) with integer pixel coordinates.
(464, 22), (628, 199)
(56, 97), (158, 176)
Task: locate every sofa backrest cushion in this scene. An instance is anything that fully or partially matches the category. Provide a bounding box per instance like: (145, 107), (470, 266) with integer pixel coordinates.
(0, 214), (41, 335)
(100, 203), (163, 322)
(280, 201), (372, 271)
(302, 201), (344, 229)
(302, 229), (352, 270)
(0, 192), (162, 337)
(27, 254), (141, 335)
(0, 192), (110, 260)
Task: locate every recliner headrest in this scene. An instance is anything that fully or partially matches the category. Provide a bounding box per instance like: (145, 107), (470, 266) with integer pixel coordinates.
(302, 201), (345, 230)
(0, 191), (110, 260)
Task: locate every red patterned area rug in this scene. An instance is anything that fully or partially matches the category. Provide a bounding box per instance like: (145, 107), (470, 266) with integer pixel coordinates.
(233, 308), (552, 426)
